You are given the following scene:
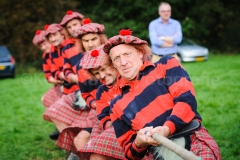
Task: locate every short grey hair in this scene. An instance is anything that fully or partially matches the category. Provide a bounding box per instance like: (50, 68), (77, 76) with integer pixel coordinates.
(158, 2), (171, 11)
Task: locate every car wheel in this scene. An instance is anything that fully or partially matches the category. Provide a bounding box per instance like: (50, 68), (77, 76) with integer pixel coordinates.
(10, 68), (15, 78)
(177, 53), (182, 63)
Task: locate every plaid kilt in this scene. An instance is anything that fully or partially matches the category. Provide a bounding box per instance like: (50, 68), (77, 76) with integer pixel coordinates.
(56, 109), (103, 158)
(191, 126), (222, 160)
(43, 92), (84, 125)
(79, 126), (125, 159)
(42, 85), (62, 108)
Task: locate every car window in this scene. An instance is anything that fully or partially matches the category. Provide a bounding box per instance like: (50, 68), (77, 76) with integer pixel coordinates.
(179, 38), (197, 46)
(0, 46), (10, 58)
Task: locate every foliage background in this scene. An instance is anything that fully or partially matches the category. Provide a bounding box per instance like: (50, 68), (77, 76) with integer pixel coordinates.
(0, 0), (240, 70)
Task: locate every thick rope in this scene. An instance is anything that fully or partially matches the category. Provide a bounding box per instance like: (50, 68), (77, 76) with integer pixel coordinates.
(152, 133), (202, 160)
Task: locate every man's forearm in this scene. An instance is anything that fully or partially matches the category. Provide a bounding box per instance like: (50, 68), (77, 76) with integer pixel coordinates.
(159, 36), (174, 47)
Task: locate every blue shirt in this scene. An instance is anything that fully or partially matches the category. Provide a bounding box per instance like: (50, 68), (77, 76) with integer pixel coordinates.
(148, 17), (182, 55)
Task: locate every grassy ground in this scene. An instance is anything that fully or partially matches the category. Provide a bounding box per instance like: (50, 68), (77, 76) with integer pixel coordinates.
(0, 54), (239, 159)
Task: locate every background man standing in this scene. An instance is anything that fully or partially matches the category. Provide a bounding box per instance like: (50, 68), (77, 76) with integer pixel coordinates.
(149, 2), (182, 62)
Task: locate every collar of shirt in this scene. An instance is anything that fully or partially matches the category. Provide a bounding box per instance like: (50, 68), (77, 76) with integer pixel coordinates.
(69, 37), (75, 44)
(118, 60), (154, 88)
(158, 17), (173, 24)
(50, 38), (71, 53)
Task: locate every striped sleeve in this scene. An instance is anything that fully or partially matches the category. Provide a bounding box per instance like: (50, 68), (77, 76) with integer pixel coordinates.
(76, 62), (101, 109)
(110, 97), (148, 160)
(50, 51), (61, 80)
(62, 44), (77, 82)
(42, 52), (52, 81)
(96, 85), (112, 129)
(157, 55), (198, 134)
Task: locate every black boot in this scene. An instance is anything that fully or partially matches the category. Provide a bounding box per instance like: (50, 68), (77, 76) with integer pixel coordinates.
(49, 128), (60, 140)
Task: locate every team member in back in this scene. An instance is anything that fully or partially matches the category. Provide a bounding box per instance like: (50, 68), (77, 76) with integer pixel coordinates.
(60, 10), (86, 109)
(42, 24), (90, 148)
(57, 19), (107, 159)
(78, 45), (125, 160)
(32, 29), (63, 139)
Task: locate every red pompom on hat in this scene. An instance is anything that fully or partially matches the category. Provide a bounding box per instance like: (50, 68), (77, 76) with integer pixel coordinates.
(80, 45), (106, 69)
(74, 22), (105, 38)
(91, 50), (99, 57)
(36, 30), (41, 35)
(119, 29), (132, 36)
(66, 10), (73, 15)
(83, 18), (92, 25)
(44, 24), (49, 31)
(103, 29), (148, 54)
(32, 30), (46, 46)
(60, 11), (84, 26)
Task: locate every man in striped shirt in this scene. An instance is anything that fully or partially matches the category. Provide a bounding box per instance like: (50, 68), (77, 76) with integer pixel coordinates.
(103, 30), (221, 160)
(43, 23), (88, 144)
(32, 29), (63, 140)
(56, 20), (107, 159)
(60, 10), (86, 111)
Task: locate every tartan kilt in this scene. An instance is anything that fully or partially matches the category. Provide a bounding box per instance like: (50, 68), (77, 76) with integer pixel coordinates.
(42, 85), (62, 108)
(56, 109), (103, 157)
(43, 92), (84, 125)
(191, 126), (222, 160)
(79, 126), (125, 159)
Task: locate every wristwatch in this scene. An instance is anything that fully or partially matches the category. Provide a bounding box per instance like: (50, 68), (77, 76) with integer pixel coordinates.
(161, 36), (165, 41)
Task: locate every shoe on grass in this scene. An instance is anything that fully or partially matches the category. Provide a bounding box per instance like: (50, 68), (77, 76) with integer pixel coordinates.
(67, 152), (80, 160)
(49, 129), (60, 140)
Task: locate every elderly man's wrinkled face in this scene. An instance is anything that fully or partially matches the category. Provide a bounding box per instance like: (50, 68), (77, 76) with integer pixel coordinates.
(48, 32), (64, 47)
(39, 40), (52, 53)
(159, 4), (171, 22)
(109, 44), (143, 81)
(66, 19), (82, 36)
(82, 33), (101, 52)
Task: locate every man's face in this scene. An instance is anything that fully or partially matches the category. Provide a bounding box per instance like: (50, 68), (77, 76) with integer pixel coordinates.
(82, 33), (101, 52)
(66, 19), (82, 36)
(39, 40), (52, 53)
(90, 65), (118, 86)
(159, 4), (171, 21)
(109, 44), (143, 81)
(48, 31), (64, 47)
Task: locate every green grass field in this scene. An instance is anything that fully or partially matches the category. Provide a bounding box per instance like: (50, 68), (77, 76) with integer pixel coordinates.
(0, 54), (240, 160)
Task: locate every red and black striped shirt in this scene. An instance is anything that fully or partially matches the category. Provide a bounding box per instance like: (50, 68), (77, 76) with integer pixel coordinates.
(76, 60), (101, 109)
(62, 40), (80, 92)
(50, 39), (76, 94)
(110, 55), (202, 159)
(42, 52), (52, 81)
(96, 75), (121, 129)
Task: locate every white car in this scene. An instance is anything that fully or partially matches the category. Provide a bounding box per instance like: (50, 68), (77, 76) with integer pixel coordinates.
(177, 38), (209, 62)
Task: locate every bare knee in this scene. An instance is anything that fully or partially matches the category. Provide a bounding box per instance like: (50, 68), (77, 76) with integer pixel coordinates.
(41, 95), (45, 102)
(74, 130), (91, 151)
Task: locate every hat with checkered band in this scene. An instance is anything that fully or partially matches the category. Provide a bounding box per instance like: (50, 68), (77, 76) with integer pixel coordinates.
(32, 30), (46, 46)
(60, 10), (84, 26)
(80, 44), (106, 69)
(103, 29), (148, 54)
(74, 18), (105, 38)
(44, 24), (63, 37)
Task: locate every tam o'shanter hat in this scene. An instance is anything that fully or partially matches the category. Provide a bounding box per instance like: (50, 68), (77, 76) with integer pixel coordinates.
(32, 30), (46, 46)
(74, 18), (105, 38)
(103, 29), (148, 54)
(60, 10), (85, 26)
(80, 44), (106, 69)
(44, 24), (63, 37)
